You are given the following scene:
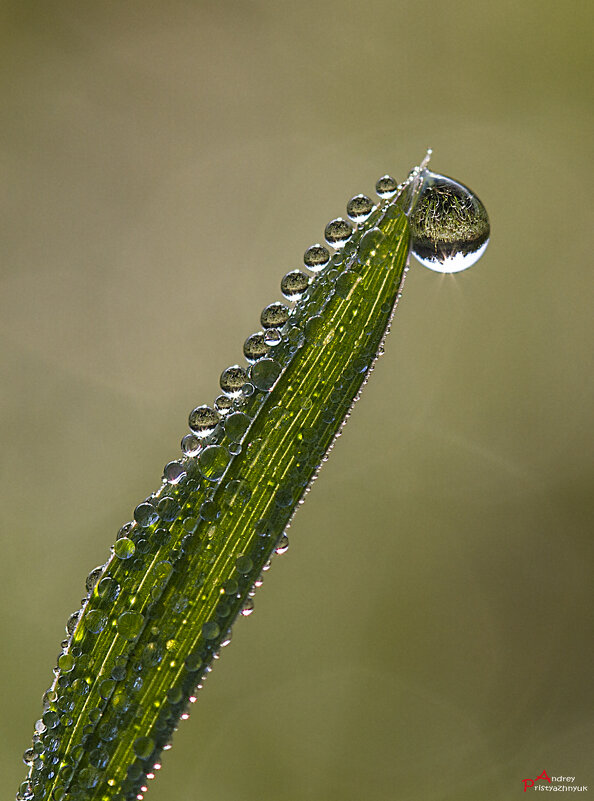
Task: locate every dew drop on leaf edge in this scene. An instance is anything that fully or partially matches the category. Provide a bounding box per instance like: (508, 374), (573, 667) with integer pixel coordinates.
(410, 170), (490, 273)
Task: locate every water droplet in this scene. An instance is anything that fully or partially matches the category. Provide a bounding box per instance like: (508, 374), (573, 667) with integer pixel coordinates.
(235, 555), (253, 574)
(99, 679), (115, 701)
(133, 736), (155, 760)
(85, 566), (103, 594)
(153, 561), (173, 582)
(211, 397), (232, 419)
(183, 516), (199, 533)
(117, 521), (136, 540)
(167, 686), (183, 703)
(275, 534), (290, 554)
(202, 621), (220, 640)
(57, 653), (75, 673)
(409, 170), (490, 273)
(198, 445), (229, 481)
(241, 599), (254, 616)
(222, 478), (251, 508)
(286, 325), (305, 352)
(163, 461), (186, 484)
(375, 174), (398, 198)
(243, 332), (270, 363)
(188, 405), (220, 437)
(250, 358), (282, 392)
(117, 610), (144, 641)
(304, 315), (324, 343)
(78, 766), (99, 789)
(98, 577), (120, 602)
(263, 328), (282, 346)
(66, 611), (80, 636)
(281, 270), (309, 301)
(181, 433), (200, 457)
(224, 412), (251, 441)
(114, 538), (136, 560)
(260, 302), (289, 329)
(252, 521), (270, 542)
(304, 244), (330, 272)
(134, 502), (158, 527)
(357, 227), (385, 263)
(324, 218), (353, 249)
(223, 577), (239, 595)
(275, 488), (294, 508)
(89, 745), (110, 769)
(18, 782), (34, 800)
(157, 495), (180, 521)
(347, 194), (375, 222)
(220, 365), (248, 398)
(199, 500), (220, 523)
(334, 270), (358, 299)
(85, 610), (108, 634)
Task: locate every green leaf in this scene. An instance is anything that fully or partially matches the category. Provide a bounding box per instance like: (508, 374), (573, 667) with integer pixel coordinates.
(20, 171), (416, 801)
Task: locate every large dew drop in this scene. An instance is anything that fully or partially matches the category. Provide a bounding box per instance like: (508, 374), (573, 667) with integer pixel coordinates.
(409, 170), (490, 273)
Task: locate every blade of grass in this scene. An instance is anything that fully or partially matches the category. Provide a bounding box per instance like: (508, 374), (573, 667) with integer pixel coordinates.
(19, 167), (420, 801)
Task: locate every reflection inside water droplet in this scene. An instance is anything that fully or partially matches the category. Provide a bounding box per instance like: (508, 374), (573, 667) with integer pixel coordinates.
(409, 170), (490, 273)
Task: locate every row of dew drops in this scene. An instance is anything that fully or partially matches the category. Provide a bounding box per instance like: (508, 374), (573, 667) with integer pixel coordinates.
(18, 173), (404, 801)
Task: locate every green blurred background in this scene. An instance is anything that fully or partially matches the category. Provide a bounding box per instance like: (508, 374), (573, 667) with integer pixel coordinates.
(1, 1), (592, 799)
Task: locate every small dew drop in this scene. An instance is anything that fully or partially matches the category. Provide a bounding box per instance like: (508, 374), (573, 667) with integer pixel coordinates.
(157, 495), (180, 521)
(375, 174), (398, 199)
(117, 610), (144, 641)
(410, 170), (490, 273)
(263, 328), (282, 346)
(304, 244), (330, 272)
(202, 620), (220, 640)
(199, 500), (220, 523)
(357, 227), (385, 264)
(286, 325), (305, 351)
(347, 194), (375, 222)
(250, 358), (282, 392)
(225, 412), (251, 441)
(235, 555), (253, 575)
(163, 461), (186, 484)
(243, 332), (270, 363)
(85, 566), (103, 594)
(85, 610), (108, 634)
(65, 612), (80, 636)
(281, 270), (309, 301)
(324, 218), (353, 249)
(220, 365), (249, 398)
(134, 502), (159, 528)
(57, 653), (75, 674)
(334, 270), (358, 300)
(117, 521), (136, 540)
(214, 395), (233, 416)
(241, 599), (254, 617)
(188, 405), (220, 437)
(261, 302), (290, 329)
(181, 433), (201, 456)
(133, 737), (155, 760)
(198, 445), (229, 482)
(275, 534), (290, 555)
(114, 538), (136, 560)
